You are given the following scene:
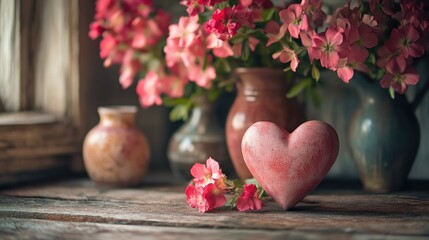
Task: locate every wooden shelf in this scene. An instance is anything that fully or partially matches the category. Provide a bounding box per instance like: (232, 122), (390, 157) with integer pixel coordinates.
(0, 176), (428, 239)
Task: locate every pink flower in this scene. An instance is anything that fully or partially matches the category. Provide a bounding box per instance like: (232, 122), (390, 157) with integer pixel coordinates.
(236, 184), (263, 212)
(136, 71), (163, 107)
(264, 21), (287, 46)
(279, 4), (309, 39)
(272, 46), (299, 72)
(300, 30), (317, 63)
(131, 18), (163, 49)
(205, 5), (251, 41)
(119, 50), (140, 89)
(336, 58), (354, 83)
(188, 65), (217, 88)
(162, 75), (188, 98)
(169, 16), (200, 48)
(301, 0), (326, 26)
(185, 183), (226, 213)
(190, 157), (224, 188)
(380, 66), (419, 94)
(180, 0), (204, 16)
(388, 25), (424, 59)
(164, 38), (195, 67)
(313, 27), (347, 69)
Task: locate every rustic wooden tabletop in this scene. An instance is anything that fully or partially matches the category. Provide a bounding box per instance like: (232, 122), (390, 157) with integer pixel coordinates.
(0, 175), (428, 240)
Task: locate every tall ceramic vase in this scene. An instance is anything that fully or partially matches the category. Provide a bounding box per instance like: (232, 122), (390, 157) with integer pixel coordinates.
(168, 95), (231, 180)
(83, 106), (150, 187)
(348, 73), (420, 193)
(226, 68), (306, 180)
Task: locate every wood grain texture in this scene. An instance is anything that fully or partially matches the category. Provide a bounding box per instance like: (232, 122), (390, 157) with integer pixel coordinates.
(1, 218), (426, 240)
(0, 179), (428, 238)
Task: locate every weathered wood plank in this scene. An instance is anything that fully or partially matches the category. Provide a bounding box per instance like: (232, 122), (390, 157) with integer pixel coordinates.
(2, 218), (423, 240)
(0, 180), (428, 236)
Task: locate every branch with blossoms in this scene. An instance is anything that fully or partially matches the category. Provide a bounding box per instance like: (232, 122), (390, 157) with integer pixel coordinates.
(184, 0), (429, 99)
(90, 0), (429, 118)
(89, 0), (234, 121)
(185, 158), (267, 212)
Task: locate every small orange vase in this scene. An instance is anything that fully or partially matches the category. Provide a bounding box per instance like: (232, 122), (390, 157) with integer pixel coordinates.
(226, 68), (305, 180)
(83, 106), (150, 186)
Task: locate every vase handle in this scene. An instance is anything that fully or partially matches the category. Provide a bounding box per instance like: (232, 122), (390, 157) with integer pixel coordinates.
(411, 54), (429, 111)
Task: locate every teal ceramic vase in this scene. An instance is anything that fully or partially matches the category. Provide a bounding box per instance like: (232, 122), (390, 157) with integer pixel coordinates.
(348, 73), (420, 193)
(167, 95), (232, 180)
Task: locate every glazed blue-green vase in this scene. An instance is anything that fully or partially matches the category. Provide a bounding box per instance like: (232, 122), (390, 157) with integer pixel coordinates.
(348, 73), (420, 193)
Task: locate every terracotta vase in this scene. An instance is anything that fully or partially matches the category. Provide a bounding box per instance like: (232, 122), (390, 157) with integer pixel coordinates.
(168, 95), (231, 180)
(226, 68), (305, 180)
(83, 106), (150, 186)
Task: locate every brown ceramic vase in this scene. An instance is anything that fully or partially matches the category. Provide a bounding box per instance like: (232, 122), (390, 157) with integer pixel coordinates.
(226, 68), (305, 180)
(83, 106), (150, 186)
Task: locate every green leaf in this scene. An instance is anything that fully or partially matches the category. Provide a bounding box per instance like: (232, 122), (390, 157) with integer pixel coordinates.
(241, 40), (250, 61)
(311, 64), (320, 82)
(389, 87), (396, 99)
(286, 78), (312, 98)
(261, 8), (275, 21)
(232, 179), (244, 189)
(169, 104), (190, 122)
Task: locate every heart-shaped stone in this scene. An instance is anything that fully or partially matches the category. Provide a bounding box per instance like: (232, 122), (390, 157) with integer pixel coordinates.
(241, 120), (339, 210)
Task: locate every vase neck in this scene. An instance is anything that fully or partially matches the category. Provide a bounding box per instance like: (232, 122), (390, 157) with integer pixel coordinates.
(98, 106), (137, 127)
(188, 96), (217, 128)
(235, 68), (291, 96)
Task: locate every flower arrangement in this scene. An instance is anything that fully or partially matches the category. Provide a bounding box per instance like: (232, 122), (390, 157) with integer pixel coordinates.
(185, 157), (266, 212)
(90, 0), (429, 118)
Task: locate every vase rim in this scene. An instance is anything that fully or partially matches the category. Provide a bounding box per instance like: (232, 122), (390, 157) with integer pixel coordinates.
(98, 105), (138, 114)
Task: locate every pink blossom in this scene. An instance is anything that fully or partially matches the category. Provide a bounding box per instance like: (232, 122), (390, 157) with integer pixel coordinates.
(213, 41), (234, 58)
(136, 71), (162, 107)
(164, 38), (195, 67)
(188, 65), (217, 89)
(180, 0), (204, 16)
(376, 45), (407, 75)
(198, 0), (225, 6)
(169, 16), (200, 48)
(272, 46), (299, 72)
(185, 184), (226, 213)
(264, 21), (287, 46)
(119, 50), (140, 89)
(155, 9), (172, 36)
(99, 34), (124, 67)
(89, 21), (104, 40)
(279, 4), (309, 39)
(313, 27), (346, 69)
(301, 0), (326, 26)
(131, 18), (163, 49)
(388, 25), (424, 59)
(347, 24), (378, 63)
(370, 0), (394, 25)
(190, 157), (224, 188)
(205, 5), (252, 41)
(162, 75), (188, 98)
(236, 184), (263, 212)
(380, 66), (419, 94)
(336, 58), (354, 83)
(300, 30), (317, 63)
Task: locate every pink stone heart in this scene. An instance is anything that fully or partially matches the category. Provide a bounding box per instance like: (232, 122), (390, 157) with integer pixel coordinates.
(241, 120), (339, 210)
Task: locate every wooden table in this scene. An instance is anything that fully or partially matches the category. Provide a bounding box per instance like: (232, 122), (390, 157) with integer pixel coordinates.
(0, 176), (428, 240)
